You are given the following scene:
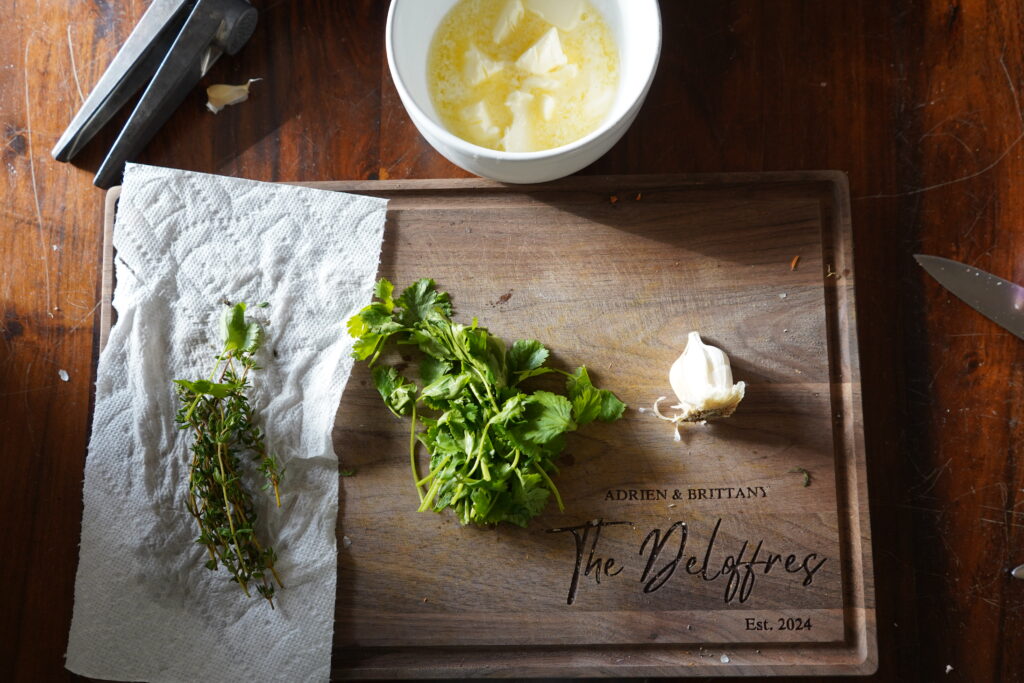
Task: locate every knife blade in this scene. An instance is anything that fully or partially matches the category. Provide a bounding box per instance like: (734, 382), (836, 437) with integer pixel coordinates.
(914, 254), (1024, 340)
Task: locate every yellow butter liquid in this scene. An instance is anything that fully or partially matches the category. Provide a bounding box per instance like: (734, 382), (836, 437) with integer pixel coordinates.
(427, 0), (619, 152)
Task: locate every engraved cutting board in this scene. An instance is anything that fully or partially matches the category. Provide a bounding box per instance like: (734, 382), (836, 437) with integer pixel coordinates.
(101, 172), (874, 677)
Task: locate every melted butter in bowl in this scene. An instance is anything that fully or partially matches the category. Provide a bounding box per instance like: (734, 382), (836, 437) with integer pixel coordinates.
(428, 0), (619, 152)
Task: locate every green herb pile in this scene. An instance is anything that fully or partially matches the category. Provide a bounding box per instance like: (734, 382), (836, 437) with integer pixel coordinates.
(174, 303), (284, 606)
(348, 279), (626, 527)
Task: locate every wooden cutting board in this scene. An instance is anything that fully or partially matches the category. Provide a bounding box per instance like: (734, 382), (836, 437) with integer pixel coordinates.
(101, 172), (875, 678)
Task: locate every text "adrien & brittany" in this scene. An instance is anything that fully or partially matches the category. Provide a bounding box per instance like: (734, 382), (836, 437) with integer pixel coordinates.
(605, 486), (769, 502)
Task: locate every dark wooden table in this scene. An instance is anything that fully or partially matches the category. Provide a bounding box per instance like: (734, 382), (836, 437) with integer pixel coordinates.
(2, 1), (1022, 680)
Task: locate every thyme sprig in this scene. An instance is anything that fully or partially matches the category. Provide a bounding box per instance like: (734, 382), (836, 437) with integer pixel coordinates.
(174, 302), (284, 606)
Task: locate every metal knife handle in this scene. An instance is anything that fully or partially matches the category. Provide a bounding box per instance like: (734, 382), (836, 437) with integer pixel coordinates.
(93, 0), (257, 188)
(51, 0), (193, 162)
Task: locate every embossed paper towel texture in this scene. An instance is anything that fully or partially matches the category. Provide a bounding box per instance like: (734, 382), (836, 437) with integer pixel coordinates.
(66, 164), (387, 682)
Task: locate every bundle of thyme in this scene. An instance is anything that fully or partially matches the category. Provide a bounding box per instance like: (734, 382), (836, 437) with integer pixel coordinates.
(174, 302), (284, 606)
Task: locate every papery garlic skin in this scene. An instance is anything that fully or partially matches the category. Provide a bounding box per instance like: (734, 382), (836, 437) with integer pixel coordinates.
(667, 332), (745, 422)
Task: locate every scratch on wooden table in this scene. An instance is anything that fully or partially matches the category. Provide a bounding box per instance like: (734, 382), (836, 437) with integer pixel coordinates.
(911, 96), (950, 111)
(66, 24), (85, 104)
(921, 130), (975, 156)
(979, 504), (1024, 518)
(22, 35), (53, 316)
(946, 332), (1010, 337)
(999, 51), (1023, 126)
(948, 482), (1012, 504)
(3, 128), (28, 152)
(50, 300), (102, 352)
(975, 412), (1012, 422)
(937, 531), (962, 569)
(966, 569), (1006, 598)
(65, 295), (99, 311)
(960, 191), (996, 239)
(854, 130), (1023, 200)
(855, 51), (1024, 201)
(928, 354), (951, 390)
(910, 457), (952, 497)
(918, 115), (957, 140)
(981, 517), (1024, 530)
(998, 481), (1009, 507)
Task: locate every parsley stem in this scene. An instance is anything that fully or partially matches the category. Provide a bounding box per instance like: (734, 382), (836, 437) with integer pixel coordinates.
(418, 474), (444, 512)
(416, 454), (450, 487)
(467, 381), (486, 406)
(464, 454), (481, 479)
(465, 360), (499, 410)
(368, 335), (387, 367)
(409, 403), (423, 502)
(533, 463), (565, 512)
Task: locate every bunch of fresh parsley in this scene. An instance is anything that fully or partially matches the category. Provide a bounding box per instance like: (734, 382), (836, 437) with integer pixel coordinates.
(348, 279), (626, 527)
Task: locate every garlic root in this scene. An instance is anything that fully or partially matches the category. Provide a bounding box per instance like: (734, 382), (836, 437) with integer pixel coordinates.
(649, 332), (746, 437)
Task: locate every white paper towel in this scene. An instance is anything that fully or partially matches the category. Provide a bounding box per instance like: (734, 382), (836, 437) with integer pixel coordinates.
(66, 164), (387, 682)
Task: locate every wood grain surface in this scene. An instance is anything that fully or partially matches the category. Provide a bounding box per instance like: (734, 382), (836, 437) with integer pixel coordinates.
(100, 173), (872, 676)
(3, 1), (1024, 681)
(319, 174), (870, 676)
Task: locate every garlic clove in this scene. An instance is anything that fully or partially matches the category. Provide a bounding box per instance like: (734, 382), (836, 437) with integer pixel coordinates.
(668, 331), (745, 422)
(206, 78), (260, 114)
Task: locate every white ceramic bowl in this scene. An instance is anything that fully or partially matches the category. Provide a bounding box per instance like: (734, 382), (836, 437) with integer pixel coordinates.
(386, 0), (661, 183)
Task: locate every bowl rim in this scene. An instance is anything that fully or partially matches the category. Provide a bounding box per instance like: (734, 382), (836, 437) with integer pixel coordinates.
(385, 0), (662, 161)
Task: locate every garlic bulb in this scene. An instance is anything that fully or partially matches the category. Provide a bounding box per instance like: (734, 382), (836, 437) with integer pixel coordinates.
(651, 332), (745, 438)
(669, 332), (745, 420)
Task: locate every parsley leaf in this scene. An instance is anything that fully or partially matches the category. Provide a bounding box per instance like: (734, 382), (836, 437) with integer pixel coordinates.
(572, 385), (603, 425)
(419, 355), (452, 384)
(374, 279), (395, 311)
(359, 303), (402, 335)
(507, 339), (549, 374)
(598, 389), (627, 422)
(522, 391), (576, 444)
(371, 366), (417, 416)
(567, 365), (626, 423)
(396, 278), (452, 325)
(566, 365), (593, 399)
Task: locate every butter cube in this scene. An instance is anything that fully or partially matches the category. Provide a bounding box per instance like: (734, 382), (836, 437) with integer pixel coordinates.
(462, 100), (501, 140)
(464, 45), (505, 86)
(524, 0), (584, 31)
(523, 63), (579, 91)
(502, 90), (536, 152)
(539, 94), (556, 120)
(515, 27), (568, 75)
(493, 0), (525, 44)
